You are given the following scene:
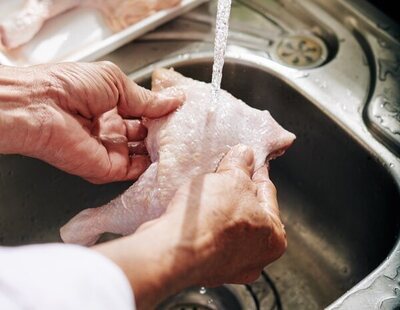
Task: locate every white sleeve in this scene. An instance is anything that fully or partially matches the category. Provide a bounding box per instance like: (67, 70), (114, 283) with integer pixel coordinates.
(0, 244), (135, 310)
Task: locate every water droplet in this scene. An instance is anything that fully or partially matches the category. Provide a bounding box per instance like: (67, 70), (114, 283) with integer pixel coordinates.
(312, 77), (328, 89)
(294, 71), (309, 79)
(208, 298), (214, 305)
(377, 39), (389, 49)
(199, 287), (207, 294)
(362, 55), (369, 66)
(389, 163), (394, 168)
(178, 54), (191, 61)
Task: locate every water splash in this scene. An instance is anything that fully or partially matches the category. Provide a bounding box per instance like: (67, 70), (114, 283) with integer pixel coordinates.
(211, 0), (232, 105)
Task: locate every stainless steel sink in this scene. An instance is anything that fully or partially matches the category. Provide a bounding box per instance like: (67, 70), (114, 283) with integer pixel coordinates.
(0, 0), (399, 309)
(130, 55), (400, 309)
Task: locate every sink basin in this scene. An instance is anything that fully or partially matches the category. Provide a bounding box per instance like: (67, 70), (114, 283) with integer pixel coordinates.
(133, 57), (400, 309)
(1, 56), (398, 309)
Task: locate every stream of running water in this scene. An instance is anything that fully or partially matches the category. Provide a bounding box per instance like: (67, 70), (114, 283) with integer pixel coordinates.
(211, 0), (232, 105)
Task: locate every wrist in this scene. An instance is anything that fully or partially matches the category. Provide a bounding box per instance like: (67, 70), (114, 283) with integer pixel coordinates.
(0, 65), (59, 155)
(0, 74), (31, 154)
(94, 215), (197, 308)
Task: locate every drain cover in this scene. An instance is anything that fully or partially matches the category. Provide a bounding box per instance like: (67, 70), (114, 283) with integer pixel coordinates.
(275, 35), (327, 68)
(167, 304), (213, 310)
(157, 272), (280, 310)
(157, 285), (253, 310)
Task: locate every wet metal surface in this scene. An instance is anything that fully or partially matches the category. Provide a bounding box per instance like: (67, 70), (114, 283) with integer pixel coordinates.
(133, 59), (399, 309)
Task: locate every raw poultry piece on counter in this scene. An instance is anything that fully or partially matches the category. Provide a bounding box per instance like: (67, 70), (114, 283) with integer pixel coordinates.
(0, 0), (181, 49)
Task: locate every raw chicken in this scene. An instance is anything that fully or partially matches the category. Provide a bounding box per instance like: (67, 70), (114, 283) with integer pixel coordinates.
(60, 68), (296, 246)
(0, 0), (80, 50)
(92, 0), (181, 32)
(0, 0), (181, 50)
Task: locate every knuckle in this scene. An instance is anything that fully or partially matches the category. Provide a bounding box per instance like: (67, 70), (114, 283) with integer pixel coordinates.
(276, 227), (288, 254)
(268, 180), (277, 195)
(265, 219), (287, 261)
(139, 88), (154, 105)
(232, 218), (253, 232)
(98, 61), (123, 79)
(41, 69), (66, 106)
(99, 60), (119, 71)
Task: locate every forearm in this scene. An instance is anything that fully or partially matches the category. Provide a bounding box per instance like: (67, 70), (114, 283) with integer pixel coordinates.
(94, 215), (195, 309)
(0, 104), (29, 154)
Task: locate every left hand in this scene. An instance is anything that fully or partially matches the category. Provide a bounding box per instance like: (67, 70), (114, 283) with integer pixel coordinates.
(0, 62), (184, 183)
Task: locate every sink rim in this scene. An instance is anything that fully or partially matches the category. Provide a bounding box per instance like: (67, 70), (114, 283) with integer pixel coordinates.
(129, 49), (400, 308)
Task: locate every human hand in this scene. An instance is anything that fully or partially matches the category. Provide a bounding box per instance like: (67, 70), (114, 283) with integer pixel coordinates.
(0, 62), (184, 183)
(163, 144), (287, 286)
(94, 145), (286, 309)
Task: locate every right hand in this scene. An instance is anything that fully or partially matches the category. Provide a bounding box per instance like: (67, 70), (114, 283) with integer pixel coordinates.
(94, 145), (286, 309)
(163, 144), (287, 286)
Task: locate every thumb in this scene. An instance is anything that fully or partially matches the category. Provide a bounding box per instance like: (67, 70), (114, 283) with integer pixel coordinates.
(216, 144), (255, 178)
(120, 78), (185, 118)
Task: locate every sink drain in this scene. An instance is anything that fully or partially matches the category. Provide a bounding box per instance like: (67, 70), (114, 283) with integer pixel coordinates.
(275, 35), (328, 68)
(157, 272), (280, 310)
(157, 285), (253, 310)
(167, 304), (213, 310)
